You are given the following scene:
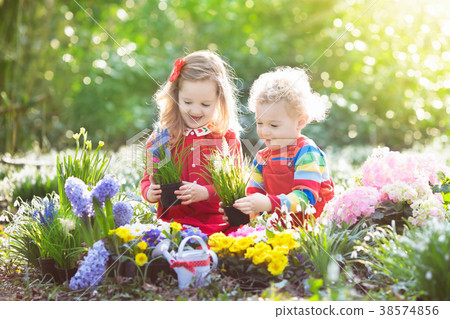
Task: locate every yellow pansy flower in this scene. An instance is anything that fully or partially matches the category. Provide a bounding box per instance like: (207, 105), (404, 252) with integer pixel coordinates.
(273, 245), (289, 255)
(229, 236), (254, 253)
(170, 222), (182, 232)
(252, 251), (269, 265)
(135, 253), (148, 266)
(254, 242), (271, 253)
(219, 236), (234, 250)
(267, 259), (287, 276)
(244, 247), (256, 259)
(137, 241), (148, 250)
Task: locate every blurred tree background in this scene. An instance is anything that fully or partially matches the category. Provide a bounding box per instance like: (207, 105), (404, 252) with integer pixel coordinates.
(1, 0), (449, 155)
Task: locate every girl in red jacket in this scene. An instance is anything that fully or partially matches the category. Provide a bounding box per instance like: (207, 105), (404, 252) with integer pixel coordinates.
(141, 50), (242, 235)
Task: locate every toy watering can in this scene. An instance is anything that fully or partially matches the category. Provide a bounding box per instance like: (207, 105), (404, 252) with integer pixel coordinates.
(152, 235), (218, 290)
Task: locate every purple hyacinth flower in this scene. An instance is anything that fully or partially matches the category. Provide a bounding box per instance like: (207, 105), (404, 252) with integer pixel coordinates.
(148, 128), (171, 159)
(113, 201), (134, 227)
(91, 175), (120, 205)
(69, 240), (110, 290)
(65, 177), (93, 217)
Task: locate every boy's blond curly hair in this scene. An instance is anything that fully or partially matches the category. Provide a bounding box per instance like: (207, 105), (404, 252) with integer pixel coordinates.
(248, 66), (330, 124)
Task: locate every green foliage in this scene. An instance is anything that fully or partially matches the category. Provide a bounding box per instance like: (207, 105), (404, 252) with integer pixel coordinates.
(1, 1), (449, 154)
(5, 222), (41, 268)
(57, 128), (109, 209)
(296, 218), (373, 281)
(357, 220), (450, 300)
(151, 144), (186, 186)
(38, 208), (84, 268)
(202, 139), (251, 206)
(78, 196), (117, 249)
(4, 195), (56, 267)
(369, 200), (413, 230)
(12, 170), (58, 204)
(432, 171), (450, 210)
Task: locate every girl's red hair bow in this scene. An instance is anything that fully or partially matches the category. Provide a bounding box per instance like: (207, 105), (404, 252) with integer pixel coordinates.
(169, 58), (186, 82)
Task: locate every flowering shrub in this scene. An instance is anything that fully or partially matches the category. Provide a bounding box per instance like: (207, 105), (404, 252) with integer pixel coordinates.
(69, 240), (110, 290)
(322, 186), (381, 224)
(208, 227), (299, 278)
(323, 147), (449, 227)
(360, 147), (443, 188)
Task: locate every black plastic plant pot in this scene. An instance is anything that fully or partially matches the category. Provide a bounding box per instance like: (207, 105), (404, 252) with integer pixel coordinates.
(38, 257), (59, 283)
(54, 264), (78, 283)
(223, 205), (250, 227)
(118, 260), (137, 278)
(146, 258), (176, 283)
(160, 181), (182, 208)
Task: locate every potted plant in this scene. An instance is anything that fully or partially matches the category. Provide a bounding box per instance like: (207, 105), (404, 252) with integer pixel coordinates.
(203, 139), (251, 227)
(41, 208), (84, 283)
(24, 195), (61, 282)
(146, 128), (188, 208)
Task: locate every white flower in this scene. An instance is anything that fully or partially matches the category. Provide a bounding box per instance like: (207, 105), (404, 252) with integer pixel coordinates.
(59, 218), (75, 235)
(128, 223), (147, 236)
(265, 212), (279, 231)
(221, 138), (230, 157)
(251, 230), (268, 244)
(158, 221), (171, 234)
(305, 204), (316, 215)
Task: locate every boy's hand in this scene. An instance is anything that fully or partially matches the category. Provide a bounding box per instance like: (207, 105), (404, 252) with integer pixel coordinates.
(175, 181), (209, 205)
(233, 193), (272, 215)
(146, 175), (162, 203)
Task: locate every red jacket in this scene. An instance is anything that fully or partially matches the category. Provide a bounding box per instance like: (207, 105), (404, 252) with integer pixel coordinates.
(141, 127), (241, 235)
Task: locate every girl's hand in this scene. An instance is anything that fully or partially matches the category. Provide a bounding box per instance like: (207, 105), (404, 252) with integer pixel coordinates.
(233, 193), (272, 215)
(146, 175), (162, 203)
(175, 181), (209, 205)
(218, 202), (228, 222)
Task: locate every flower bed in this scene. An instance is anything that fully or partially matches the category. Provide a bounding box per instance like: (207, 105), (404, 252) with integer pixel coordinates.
(2, 137), (450, 300)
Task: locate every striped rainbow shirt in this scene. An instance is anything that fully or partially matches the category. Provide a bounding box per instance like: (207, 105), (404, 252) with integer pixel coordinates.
(246, 136), (332, 215)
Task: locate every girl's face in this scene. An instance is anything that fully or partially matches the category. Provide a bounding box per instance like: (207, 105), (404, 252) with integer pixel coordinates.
(178, 79), (219, 129)
(255, 100), (305, 150)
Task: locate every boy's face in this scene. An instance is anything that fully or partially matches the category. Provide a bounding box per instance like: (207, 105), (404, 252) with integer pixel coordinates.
(255, 100), (304, 150)
(178, 79), (218, 129)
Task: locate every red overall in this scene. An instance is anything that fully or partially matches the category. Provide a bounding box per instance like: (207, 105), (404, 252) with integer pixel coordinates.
(254, 137), (334, 226)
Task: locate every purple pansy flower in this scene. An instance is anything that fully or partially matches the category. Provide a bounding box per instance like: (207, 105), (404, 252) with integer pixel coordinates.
(142, 229), (163, 247)
(181, 226), (208, 244)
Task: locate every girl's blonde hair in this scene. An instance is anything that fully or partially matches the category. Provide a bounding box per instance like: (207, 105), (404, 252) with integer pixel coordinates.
(154, 50), (241, 143)
(248, 66), (330, 124)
